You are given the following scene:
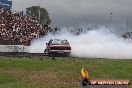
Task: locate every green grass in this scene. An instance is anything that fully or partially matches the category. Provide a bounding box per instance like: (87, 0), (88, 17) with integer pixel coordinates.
(0, 56), (131, 88)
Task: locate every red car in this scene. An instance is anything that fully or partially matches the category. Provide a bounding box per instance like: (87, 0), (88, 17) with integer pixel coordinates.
(44, 39), (71, 56)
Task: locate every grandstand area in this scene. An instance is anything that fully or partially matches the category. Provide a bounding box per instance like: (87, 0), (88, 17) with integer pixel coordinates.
(0, 8), (57, 46)
(0, 7), (59, 56)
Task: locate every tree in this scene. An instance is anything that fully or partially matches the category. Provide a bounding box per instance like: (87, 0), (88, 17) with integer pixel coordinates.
(26, 6), (51, 24)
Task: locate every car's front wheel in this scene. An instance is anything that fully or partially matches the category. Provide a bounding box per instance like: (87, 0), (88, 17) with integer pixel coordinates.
(44, 49), (49, 55)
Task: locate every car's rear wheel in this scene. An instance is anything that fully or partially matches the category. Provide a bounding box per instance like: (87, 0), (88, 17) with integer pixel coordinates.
(49, 52), (55, 57)
(66, 52), (70, 57)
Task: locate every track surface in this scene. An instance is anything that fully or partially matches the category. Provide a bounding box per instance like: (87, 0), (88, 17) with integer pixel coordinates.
(0, 52), (46, 57)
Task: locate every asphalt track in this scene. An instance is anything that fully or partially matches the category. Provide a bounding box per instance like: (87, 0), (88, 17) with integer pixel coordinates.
(0, 52), (46, 57)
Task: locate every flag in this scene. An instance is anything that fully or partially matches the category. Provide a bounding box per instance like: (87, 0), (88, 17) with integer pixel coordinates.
(0, 0), (12, 9)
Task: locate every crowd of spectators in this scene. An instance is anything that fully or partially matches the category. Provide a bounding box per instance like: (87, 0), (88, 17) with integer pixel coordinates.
(122, 32), (132, 39)
(0, 8), (54, 46)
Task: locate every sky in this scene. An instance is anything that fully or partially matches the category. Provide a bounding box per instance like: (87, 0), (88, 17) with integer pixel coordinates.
(12, 0), (132, 31)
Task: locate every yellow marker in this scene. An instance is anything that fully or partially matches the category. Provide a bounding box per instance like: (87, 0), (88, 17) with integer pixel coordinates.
(81, 67), (89, 78)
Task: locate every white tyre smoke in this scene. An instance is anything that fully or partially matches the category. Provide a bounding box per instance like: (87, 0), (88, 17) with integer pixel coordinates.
(28, 26), (132, 59)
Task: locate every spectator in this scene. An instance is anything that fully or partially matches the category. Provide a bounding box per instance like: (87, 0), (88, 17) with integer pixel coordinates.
(0, 8), (53, 46)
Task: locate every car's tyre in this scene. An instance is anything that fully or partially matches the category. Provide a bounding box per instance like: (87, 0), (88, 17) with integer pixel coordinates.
(44, 49), (48, 55)
(49, 53), (55, 57)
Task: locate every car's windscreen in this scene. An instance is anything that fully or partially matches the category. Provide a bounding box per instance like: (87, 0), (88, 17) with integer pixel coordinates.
(50, 39), (69, 44)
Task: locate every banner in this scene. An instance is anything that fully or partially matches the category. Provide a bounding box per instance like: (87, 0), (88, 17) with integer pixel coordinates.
(0, 45), (28, 52)
(0, 0), (12, 9)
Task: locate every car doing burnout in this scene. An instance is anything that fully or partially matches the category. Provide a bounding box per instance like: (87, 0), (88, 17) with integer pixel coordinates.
(44, 39), (71, 56)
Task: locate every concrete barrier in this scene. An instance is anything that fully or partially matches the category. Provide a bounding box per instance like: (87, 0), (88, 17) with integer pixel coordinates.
(0, 45), (28, 52)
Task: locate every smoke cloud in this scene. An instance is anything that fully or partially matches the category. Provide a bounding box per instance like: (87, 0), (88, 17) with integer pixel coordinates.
(28, 26), (132, 59)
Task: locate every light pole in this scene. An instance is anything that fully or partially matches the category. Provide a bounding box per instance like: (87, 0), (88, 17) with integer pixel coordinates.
(126, 18), (128, 32)
(110, 12), (112, 24)
(39, 0), (41, 22)
(108, 12), (113, 32)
